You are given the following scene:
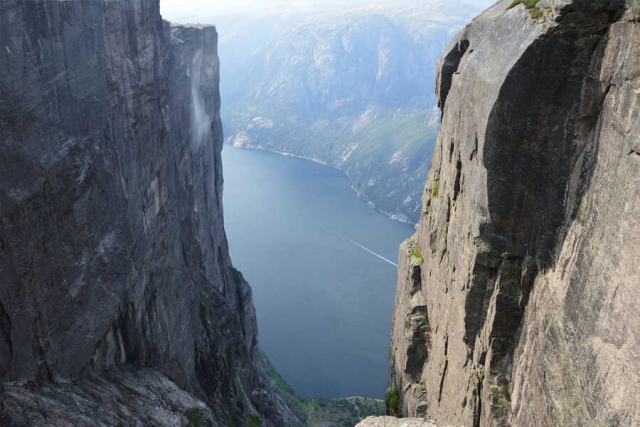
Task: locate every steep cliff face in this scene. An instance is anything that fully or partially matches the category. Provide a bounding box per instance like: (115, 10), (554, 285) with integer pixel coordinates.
(0, 1), (301, 426)
(389, 0), (640, 426)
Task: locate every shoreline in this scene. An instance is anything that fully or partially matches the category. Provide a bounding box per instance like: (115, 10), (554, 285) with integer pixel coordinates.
(226, 142), (418, 228)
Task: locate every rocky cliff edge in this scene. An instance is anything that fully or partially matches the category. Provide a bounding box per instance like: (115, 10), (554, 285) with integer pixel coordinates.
(0, 1), (302, 426)
(389, 0), (640, 425)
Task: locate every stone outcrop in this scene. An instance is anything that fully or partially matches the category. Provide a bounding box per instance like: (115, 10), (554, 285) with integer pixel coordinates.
(389, 0), (640, 426)
(356, 416), (439, 427)
(2, 367), (218, 426)
(0, 1), (302, 425)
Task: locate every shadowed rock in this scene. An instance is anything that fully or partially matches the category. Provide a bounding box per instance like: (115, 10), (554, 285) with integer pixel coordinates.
(0, 1), (303, 425)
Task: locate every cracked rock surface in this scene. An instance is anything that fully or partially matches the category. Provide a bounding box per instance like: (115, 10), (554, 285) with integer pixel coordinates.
(0, 1), (302, 426)
(389, 0), (640, 426)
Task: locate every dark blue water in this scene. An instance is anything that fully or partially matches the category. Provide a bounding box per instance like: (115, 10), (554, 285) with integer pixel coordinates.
(222, 146), (414, 399)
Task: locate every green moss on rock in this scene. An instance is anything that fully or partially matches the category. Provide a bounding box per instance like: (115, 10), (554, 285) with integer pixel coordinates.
(186, 409), (205, 427)
(508, 0), (543, 19)
(230, 267), (244, 285)
(386, 387), (401, 416)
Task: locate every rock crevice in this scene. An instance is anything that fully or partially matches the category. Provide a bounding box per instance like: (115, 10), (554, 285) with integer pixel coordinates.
(389, 0), (640, 425)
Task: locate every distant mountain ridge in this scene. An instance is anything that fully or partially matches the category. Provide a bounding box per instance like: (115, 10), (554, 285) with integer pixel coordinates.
(219, 4), (482, 223)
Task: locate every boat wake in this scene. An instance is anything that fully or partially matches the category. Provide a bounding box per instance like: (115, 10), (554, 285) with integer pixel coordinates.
(319, 224), (398, 267)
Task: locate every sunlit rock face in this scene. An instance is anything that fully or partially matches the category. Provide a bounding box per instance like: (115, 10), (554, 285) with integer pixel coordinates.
(389, 0), (640, 425)
(356, 416), (439, 427)
(0, 1), (302, 426)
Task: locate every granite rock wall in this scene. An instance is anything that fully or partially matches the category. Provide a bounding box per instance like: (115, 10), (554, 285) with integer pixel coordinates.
(389, 0), (640, 425)
(0, 1), (301, 425)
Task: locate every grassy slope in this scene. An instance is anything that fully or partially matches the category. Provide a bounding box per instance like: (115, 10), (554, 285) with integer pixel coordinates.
(260, 350), (385, 427)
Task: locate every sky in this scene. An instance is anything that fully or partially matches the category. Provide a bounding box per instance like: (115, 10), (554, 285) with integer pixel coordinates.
(160, 0), (497, 20)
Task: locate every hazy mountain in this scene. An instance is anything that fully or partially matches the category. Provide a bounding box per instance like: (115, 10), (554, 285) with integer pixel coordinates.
(218, 3), (482, 223)
(161, 0), (496, 21)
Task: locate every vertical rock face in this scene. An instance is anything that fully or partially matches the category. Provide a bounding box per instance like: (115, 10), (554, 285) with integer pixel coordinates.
(389, 0), (640, 426)
(0, 1), (301, 425)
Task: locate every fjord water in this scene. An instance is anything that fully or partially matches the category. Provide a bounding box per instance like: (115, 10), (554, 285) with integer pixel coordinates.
(222, 146), (414, 399)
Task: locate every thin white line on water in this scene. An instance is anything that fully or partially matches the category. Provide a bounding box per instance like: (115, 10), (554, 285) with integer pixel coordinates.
(319, 224), (398, 267)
